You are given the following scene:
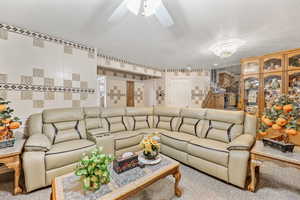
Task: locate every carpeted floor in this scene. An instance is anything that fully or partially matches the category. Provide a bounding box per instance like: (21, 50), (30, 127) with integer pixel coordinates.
(1, 162), (300, 200)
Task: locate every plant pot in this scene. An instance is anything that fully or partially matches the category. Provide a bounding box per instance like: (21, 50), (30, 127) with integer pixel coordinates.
(262, 138), (295, 153)
(143, 150), (159, 160)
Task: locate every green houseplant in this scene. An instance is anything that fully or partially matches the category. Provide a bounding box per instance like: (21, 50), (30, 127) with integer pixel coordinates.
(75, 147), (114, 191)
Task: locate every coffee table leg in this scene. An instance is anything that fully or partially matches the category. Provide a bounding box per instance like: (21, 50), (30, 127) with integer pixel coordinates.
(248, 159), (261, 192)
(173, 167), (182, 197)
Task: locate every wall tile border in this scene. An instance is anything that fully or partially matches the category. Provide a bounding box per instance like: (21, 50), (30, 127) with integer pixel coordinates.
(0, 83), (95, 94)
(0, 23), (95, 53)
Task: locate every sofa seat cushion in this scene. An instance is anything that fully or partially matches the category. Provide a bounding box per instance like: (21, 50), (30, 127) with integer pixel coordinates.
(87, 128), (108, 136)
(188, 138), (229, 167)
(160, 132), (199, 152)
(45, 139), (96, 170)
(113, 132), (144, 151)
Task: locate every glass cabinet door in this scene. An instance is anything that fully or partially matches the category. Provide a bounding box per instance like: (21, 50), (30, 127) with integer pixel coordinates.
(287, 70), (300, 100)
(242, 60), (260, 75)
(263, 73), (283, 109)
(263, 55), (283, 73)
(287, 51), (300, 71)
(243, 76), (259, 114)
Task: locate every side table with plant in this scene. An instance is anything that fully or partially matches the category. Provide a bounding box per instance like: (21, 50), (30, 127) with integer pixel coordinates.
(0, 98), (22, 148)
(258, 94), (300, 152)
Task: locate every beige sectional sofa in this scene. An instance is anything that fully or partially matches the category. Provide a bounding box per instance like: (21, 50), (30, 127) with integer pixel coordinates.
(23, 106), (256, 192)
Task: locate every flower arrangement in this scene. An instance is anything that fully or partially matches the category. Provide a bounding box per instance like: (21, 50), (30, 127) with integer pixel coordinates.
(75, 147), (114, 191)
(0, 98), (21, 141)
(259, 94), (300, 143)
(140, 134), (160, 160)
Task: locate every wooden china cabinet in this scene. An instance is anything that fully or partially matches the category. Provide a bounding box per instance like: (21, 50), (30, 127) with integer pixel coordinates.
(240, 48), (300, 145)
(240, 57), (260, 116)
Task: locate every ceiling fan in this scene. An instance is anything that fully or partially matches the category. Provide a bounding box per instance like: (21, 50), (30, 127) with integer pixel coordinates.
(108, 0), (174, 27)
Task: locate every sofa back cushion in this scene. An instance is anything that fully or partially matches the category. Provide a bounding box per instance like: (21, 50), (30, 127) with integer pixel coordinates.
(153, 107), (181, 131)
(101, 108), (127, 133)
(42, 108), (86, 144)
(126, 107), (153, 130)
(178, 108), (206, 136)
(84, 107), (103, 130)
(202, 109), (244, 143)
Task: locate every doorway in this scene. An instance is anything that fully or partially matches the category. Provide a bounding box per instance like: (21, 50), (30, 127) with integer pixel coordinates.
(127, 81), (134, 107)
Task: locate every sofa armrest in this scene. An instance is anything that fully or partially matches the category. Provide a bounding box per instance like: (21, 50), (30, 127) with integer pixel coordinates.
(24, 134), (52, 152)
(227, 134), (255, 151)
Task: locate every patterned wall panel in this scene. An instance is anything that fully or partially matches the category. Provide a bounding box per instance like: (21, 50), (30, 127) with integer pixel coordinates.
(0, 24), (97, 126)
(106, 79), (126, 107)
(134, 82), (144, 106)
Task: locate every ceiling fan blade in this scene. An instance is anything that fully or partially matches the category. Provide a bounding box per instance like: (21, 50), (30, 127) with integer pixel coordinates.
(108, 0), (130, 23)
(154, 2), (174, 27)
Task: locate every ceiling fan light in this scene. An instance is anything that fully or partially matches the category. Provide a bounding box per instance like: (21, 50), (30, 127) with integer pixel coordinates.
(209, 39), (246, 58)
(127, 0), (142, 15)
(143, 0), (162, 17)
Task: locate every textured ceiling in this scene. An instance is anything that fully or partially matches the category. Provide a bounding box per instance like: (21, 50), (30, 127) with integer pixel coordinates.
(0, 0), (300, 69)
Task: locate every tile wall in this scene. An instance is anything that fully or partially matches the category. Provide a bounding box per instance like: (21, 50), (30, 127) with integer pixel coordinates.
(0, 26), (97, 131)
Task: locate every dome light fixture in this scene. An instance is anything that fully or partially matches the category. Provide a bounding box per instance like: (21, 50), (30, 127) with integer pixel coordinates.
(209, 39), (246, 58)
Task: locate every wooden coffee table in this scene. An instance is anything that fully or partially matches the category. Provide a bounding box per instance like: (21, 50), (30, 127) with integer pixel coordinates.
(248, 140), (300, 192)
(0, 139), (25, 195)
(51, 154), (182, 200)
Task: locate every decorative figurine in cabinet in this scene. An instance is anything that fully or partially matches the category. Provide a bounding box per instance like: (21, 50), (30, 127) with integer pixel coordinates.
(287, 51), (300, 71)
(243, 76), (259, 115)
(241, 59), (260, 75)
(263, 57), (283, 72)
(263, 73), (283, 109)
(287, 70), (300, 102)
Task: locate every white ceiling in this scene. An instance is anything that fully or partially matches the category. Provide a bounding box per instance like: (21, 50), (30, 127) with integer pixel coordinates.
(0, 0), (300, 69)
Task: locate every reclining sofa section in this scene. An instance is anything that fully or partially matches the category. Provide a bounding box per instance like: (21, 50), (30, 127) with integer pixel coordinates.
(23, 106), (256, 192)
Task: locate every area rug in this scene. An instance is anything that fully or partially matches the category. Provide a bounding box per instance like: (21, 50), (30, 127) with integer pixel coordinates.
(1, 162), (300, 200)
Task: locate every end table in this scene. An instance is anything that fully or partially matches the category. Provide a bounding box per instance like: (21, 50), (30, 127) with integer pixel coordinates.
(0, 139), (25, 195)
(248, 140), (300, 192)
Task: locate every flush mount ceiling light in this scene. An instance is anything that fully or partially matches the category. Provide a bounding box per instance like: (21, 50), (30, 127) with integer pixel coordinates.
(209, 39), (246, 58)
(109, 0), (174, 27)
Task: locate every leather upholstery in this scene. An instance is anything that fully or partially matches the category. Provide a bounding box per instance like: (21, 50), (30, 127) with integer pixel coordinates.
(228, 150), (250, 188)
(84, 106), (107, 136)
(23, 151), (46, 192)
(101, 108), (127, 133)
(206, 109), (244, 124)
(188, 154), (228, 181)
(188, 138), (228, 167)
(244, 114), (257, 136)
(160, 131), (198, 152)
(45, 139), (95, 170)
(27, 113), (42, 136)
(42, 108), (87, 144)
(46, 162), (78, 185)
(227, 134), (255, 150)
(24, 134), (51, 152)
(153, 106), (181, 131)
(24, 106), (256, 192)
(113, 132), (144, 151)
(125, 107), (153, 131)
(43, 108), (84, 123)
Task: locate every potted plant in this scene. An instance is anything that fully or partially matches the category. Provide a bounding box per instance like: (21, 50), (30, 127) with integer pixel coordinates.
(0, 98), (21, 149)
(140, 135), (160, 160)
(258, 94), (300, 152)
(75, 147), (114, 191)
